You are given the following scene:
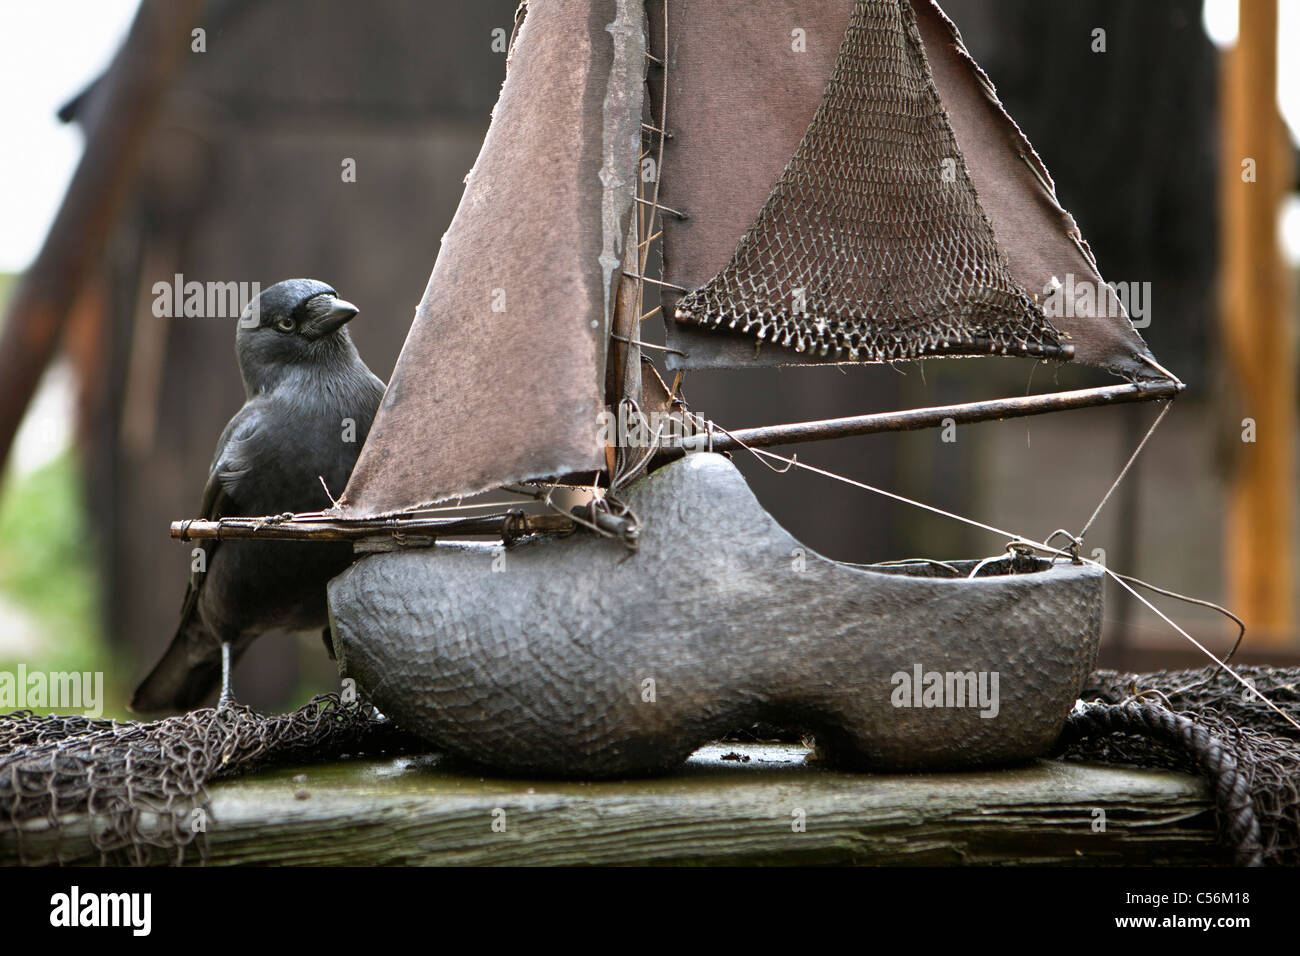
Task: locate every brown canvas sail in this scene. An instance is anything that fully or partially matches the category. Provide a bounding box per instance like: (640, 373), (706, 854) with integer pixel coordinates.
(334, 0), (645, 517)
(652, 0), (1165, 381)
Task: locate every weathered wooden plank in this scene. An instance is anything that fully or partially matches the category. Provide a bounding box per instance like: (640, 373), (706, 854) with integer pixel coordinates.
(2, 745), (1224, 866)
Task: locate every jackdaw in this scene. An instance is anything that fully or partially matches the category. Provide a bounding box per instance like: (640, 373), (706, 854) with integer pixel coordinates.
(130, 279), (386, 713)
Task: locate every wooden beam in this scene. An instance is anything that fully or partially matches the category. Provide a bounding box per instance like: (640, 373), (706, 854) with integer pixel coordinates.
(0, 748), (1223, 866)
(1219, 0), (1295, 643)
(0, 0), (197, 481)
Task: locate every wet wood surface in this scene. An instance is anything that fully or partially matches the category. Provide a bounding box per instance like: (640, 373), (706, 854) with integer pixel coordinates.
(3, 744), (1224, 866)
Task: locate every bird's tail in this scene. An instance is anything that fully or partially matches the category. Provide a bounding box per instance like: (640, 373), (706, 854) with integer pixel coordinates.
(128, 616), (226, 715)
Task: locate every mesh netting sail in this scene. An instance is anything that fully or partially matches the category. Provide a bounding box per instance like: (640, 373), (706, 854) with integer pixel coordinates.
(2, 667), (1299, 865)
(673, 0), (1065, 363)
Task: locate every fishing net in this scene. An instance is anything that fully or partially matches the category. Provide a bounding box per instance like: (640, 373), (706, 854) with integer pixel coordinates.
(1062, 665), (1300, 867)
(2, 666), (1297, 865)
(0, 694), (421, 865)
(674, 0), (1065, 363)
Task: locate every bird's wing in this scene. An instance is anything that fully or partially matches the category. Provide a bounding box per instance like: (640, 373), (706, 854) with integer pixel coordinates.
(176, 403), (264, 625)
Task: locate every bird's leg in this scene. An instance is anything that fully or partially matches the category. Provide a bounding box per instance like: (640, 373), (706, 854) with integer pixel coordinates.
(217, 641), (235, 710)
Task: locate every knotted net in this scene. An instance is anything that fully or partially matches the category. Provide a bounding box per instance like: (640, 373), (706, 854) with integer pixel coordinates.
(0, 694), (420, 865)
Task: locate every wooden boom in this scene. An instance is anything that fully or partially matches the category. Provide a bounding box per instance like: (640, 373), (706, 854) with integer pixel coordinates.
(170, 379), (1182, 542)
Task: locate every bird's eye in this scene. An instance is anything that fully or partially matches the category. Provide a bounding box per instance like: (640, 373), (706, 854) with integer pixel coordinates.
(276, 317), (296, 333)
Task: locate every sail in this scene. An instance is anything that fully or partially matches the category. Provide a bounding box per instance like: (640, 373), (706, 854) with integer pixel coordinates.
(335, 0), (645, 517)
(652, 0), (1164, 381)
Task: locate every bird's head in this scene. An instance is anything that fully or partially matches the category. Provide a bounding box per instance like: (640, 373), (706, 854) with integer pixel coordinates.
(235, 279), (361, 391)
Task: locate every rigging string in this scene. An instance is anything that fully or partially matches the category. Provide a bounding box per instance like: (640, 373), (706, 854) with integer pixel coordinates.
(612, 397), (668, 494)
(702, 421), (1300, 734)
(1076, 398), (1172, 544)
(1051, 397), (1249, 700)
(609, 332), (685, 357)
(630, 0), (671, 376)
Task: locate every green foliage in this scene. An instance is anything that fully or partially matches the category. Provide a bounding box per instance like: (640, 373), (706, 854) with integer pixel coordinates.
(0, 271), (119, 714)
(0, 453), (115, 704)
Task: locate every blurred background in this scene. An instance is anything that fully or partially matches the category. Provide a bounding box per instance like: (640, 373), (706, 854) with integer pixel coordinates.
(0, 0), (1296, 716)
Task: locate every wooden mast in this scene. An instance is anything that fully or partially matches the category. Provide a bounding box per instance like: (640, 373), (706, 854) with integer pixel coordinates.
(1219, 0), (1295, 643)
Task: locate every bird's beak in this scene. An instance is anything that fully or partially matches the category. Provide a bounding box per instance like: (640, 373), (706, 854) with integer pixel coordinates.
(303, 295), (360, 339)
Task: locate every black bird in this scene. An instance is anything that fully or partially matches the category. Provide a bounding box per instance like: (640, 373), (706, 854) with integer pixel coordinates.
(130, 279), (386, 713)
